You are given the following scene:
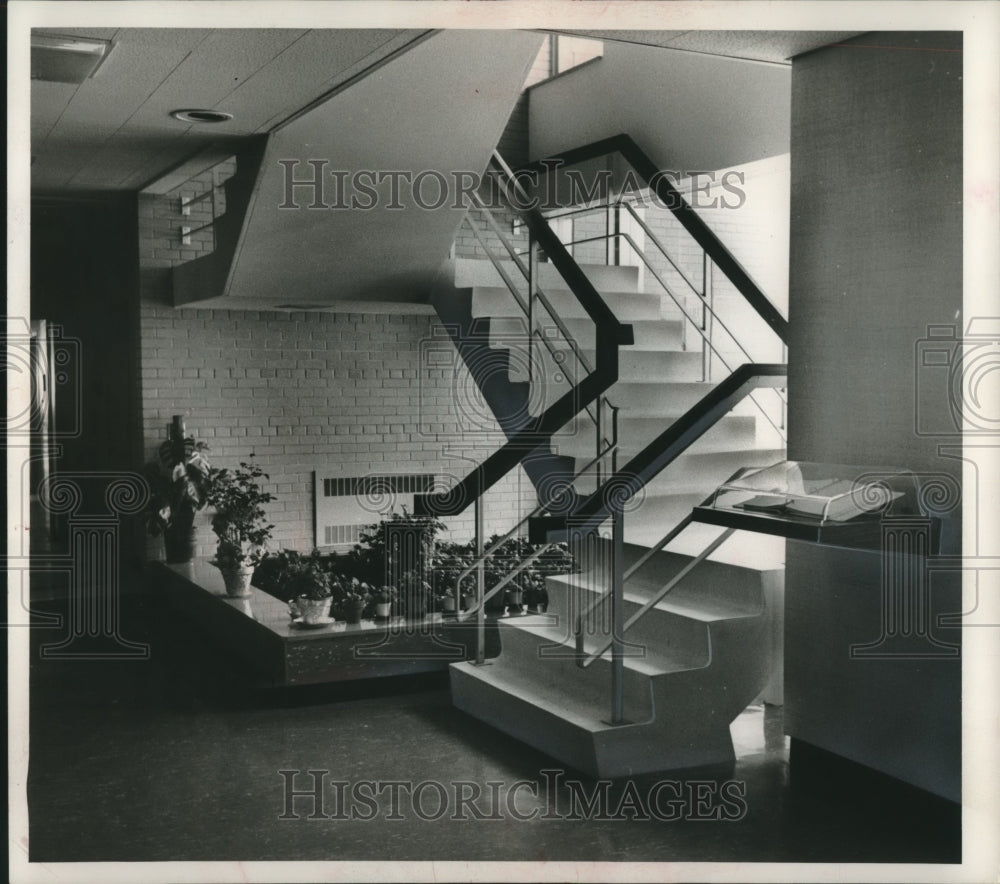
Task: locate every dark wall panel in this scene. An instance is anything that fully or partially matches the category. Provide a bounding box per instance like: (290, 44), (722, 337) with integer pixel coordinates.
(785, 32), (962, 802)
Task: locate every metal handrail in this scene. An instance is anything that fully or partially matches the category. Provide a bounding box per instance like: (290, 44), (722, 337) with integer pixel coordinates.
(577, 527), (736, 668)
(413, 150), (633, 518)
(565, 230), (787, 442)
(533, 364), (788, 541)
(463, 203), (605, 432)
(572, 468), (753, 666)
(455, 442), (618, 665)
(517, 133), (789, 343)
(543, 199), (701, 300)
(453, 442), (617, 600)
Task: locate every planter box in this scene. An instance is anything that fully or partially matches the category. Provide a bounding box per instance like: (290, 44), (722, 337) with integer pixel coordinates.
(152, 560), (500, 686)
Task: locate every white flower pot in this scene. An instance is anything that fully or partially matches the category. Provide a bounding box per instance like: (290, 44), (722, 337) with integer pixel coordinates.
(290, 596), (331, 624)
(221, 564), (255, 598)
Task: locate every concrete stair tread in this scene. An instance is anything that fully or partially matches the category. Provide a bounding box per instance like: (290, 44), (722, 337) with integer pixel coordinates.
(572, 447), (787, 496)
(496, 617), (705, 677)
(455, 257), (640, 293)
(531, 381), (764, 419)
(541, 318), (685, 351)
(557, 424), (757, 458)
(578, 349), (702, 378)
(634, 525), (786, 570)
(472, 287), (661, 322)
(512, 349), (703, 387)
(582, 381), (726, 417)
(625, 586), (761, 621)
(557, 413), (753, 439)
(574, 448), (785, 494)
(487, 317), (686, 352)
(546, 573), (763, 622)
(450, 660), (646, 733)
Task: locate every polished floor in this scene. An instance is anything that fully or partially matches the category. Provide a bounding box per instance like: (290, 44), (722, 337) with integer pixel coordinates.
(25, 587), (960, 864)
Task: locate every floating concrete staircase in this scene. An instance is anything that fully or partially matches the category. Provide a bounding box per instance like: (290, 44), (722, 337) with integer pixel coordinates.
(453, 256), (786, 546)
(450, 539), (783, 777)
(438, 253), (785, 776)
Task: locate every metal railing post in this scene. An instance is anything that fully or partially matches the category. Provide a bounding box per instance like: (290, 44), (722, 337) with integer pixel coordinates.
(596, 398), (604, 488)
(611, 405), (619, 474)
(610, 506), (625, 725)
(475, 492), (486, 666)
(702, 251), (713, 382)
(528, 236), (537, 386)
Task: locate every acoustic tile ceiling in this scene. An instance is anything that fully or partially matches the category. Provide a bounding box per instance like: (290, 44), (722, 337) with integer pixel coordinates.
(30, 28), (424, 193)
(29, 28), (864, 194)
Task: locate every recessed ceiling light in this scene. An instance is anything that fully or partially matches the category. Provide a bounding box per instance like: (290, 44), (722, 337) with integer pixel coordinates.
(170, 109), (234, 124)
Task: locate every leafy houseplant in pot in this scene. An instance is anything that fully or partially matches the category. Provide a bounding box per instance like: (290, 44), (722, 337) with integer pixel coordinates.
(524, 576), (549, 614)
(340, 580), (371, 625)
(206, 459), (275, 598)
(435, 581), (458, 615)
(142, 416), (213, 563)
(283, 553), (333, 625)
(505, 583), (525, 615)
(399, 570), (431, 621)
(374, 586), (395, 619)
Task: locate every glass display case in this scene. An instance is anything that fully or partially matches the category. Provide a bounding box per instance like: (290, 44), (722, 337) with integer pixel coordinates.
(692, 461), (936, 549)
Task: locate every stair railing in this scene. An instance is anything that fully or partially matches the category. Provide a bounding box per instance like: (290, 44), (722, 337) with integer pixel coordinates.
(574, 478), (748, 669)
(529, 364), (787, 724)
(413, 150), (633, 512)
(539, 202), (787, 444)
(450, 443), (618, 665)
(420, 138), (790, 724)
(518, 133), (788, 342)
(462, 191), (620, 474)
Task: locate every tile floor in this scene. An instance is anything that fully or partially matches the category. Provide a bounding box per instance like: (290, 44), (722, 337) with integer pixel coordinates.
(24, 588), (960, 864)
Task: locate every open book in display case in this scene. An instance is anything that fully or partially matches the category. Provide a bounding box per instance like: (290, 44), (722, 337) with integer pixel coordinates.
(691, 461), (949, 552)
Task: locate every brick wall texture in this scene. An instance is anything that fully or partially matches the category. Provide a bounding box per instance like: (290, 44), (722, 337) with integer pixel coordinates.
(138, 163), (534, 560)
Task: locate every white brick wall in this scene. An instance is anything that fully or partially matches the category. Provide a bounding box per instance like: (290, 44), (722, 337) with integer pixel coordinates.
(138, 191), (535, 559)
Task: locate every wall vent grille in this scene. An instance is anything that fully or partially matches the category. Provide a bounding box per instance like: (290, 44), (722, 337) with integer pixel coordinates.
(313, 471), (437, 549)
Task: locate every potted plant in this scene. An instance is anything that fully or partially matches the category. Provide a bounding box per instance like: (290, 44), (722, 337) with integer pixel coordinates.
(142, 416), (213, 563)
(505, 583), (525, 615)
(341, 579), (370, 625)
(353, 507), (446, 587)
(374, 586), (395, 619)
(206, 458), (275, 598)
(460, 586), (477, 613)
(524, 576), (549, 614)
(283, 553), (333, 624)
(435, 580), (459, 615)
(399, 570), (431, 620)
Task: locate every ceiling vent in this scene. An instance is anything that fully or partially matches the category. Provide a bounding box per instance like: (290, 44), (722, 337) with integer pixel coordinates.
(31, 33), (112, 84)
